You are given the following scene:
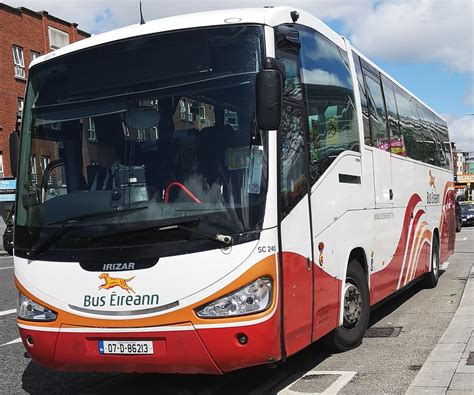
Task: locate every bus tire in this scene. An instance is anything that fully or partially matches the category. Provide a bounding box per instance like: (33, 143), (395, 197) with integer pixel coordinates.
(423, 236), (439, 289)
(329, 260), (370, 352)
(456, 218), (462, 233)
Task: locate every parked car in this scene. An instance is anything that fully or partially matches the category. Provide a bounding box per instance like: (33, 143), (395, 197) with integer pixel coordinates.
(460, 202), (474, 227)
(2, 206), (14, 255)
(455, 200), (462, 232)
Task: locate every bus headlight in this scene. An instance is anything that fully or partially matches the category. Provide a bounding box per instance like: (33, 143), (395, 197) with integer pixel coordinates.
(195, 277), (272, 318)
(17, 293), (57, 322)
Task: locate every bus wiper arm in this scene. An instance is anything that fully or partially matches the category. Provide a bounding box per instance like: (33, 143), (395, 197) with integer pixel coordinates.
(26, 224), (70, 260)
(158, 224), (233, 246)
(28, 206), (148, 259)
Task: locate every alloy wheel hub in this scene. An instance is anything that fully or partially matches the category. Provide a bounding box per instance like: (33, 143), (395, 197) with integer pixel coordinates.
(343, 283), (362, 326)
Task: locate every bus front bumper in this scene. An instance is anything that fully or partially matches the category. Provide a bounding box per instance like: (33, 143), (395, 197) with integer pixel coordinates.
(18, 317), (280, 373)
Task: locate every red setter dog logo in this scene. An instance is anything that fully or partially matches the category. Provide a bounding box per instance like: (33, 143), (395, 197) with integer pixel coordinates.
(429, 170), (436, 190)
(98, 273), (135, 294)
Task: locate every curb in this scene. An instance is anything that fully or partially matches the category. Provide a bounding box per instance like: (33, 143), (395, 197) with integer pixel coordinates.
(406, 264), (474, 393)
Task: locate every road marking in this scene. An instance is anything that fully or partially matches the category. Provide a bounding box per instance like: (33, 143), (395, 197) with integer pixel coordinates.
(0, 337), (22, 347)
(0, 266), (13, 270)
(463, 237), (467, 241)
(278, 370), (357, 394)
(0, 256), (13, 260)
(440, 262), (450, 271)
(0, 309), (16, 316)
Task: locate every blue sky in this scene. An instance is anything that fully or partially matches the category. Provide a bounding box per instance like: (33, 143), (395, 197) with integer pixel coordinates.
(7, 0), (474, 151)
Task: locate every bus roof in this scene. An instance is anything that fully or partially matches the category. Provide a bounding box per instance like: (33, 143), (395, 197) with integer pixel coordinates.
(29, 6), (345, 69)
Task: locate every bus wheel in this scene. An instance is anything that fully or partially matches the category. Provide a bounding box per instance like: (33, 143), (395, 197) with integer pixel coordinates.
(423, 237), (439, 289)
(330, 260), (370, 352)
(456, 218), (462, 233)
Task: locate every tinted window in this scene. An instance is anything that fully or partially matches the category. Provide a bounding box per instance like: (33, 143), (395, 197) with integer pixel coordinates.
(353, 53), (371, 146)
(277, 51), (303, 101)
(394, 86), (424, 161)
(409, 99), (425, 161)
(381, 76), (404, 156)
(435, 117), (452, 170)
(418, 104), (441, 166)
(298, 26), (358, 182)
(280, 103), (308, 218)
(365, 73), (389, 151)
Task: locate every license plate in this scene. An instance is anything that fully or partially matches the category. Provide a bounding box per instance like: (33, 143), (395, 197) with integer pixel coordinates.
(98, 340), (154, 355)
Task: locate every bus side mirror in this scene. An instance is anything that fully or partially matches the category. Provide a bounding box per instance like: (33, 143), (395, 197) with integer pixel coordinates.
(256, 58), (284, 131)
(9, 131), (20, 178)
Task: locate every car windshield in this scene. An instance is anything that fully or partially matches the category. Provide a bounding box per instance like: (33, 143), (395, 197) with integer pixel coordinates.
(15, 25), (268, 260)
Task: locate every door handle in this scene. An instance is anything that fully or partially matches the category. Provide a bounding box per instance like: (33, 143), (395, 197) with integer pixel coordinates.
(389, 189), (394, 200)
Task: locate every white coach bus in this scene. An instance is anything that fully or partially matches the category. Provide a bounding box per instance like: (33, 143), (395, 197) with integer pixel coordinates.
(10, 7), (455, 373)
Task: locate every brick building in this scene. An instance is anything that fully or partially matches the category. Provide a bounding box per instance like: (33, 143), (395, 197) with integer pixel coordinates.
(0, 2), (89, 178)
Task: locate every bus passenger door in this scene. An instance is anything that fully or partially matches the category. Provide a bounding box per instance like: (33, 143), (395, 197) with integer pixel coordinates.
(277, 45), (314, 357)
(362, 67), (397, 303)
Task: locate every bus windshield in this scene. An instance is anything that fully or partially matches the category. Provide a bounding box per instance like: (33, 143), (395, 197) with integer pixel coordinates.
(15, 25), (267, 260)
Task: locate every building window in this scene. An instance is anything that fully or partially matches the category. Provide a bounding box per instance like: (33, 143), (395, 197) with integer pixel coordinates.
(12, 45), (25, 78)
(87, 118), (96, 141)
(180, 100), (186, 120)
(41, 156), (50, 172)
(151, 127), (159, 141)
(137, 129), (146, 141)
(18, 97), (24, 113)
(30, 50), (41, 62)
(187, 103), (194, 122)
(48, 26), (70, 50)
(30, 156), (37, 175)
(30, 155), (37, 184)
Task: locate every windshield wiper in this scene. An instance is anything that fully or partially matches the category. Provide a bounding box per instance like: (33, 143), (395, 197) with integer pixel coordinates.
(27, 206), (148, 260)
(159, 224), (233, 246)
(92, 218), (233, 246)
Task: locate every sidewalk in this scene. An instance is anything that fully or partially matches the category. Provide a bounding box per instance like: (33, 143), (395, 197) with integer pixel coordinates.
(406, 264), (474, 394)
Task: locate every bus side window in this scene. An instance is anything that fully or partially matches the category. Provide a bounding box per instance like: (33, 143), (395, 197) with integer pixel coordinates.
(279, 103), (307, 219)
(418, 104), (441, 166)
(381, 76), (405, 156)
(435, 118), (451, 170)
(297, 26), (359, 183)
(353, 53), (371, 146)
(364, 72), (389, 151)
(393, 87), (425, 162)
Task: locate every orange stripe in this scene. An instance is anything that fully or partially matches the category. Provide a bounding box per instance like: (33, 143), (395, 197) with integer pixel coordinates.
(404, 221), (427, 285)
(410, 231), (432, 282)
(16, 254), (277, 329)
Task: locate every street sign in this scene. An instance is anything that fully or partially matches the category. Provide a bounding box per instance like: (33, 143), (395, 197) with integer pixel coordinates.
(0, 179), (16, 202)
(456, 174), (474, 183)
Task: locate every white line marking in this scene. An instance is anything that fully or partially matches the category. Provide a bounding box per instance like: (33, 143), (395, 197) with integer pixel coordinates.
(0, 266), (13, 270)
(463, 237), (467, 241)
(440, 261), (450, 271)
(0, 337), (22, 347)
(0, 309), (16, 316)
(278, 370), (357, 394)
(0, 256), (13, 260)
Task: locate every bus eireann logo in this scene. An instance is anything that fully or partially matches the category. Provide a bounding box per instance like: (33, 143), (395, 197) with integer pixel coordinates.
(429, 170), (436, 190)
(98, 273), (135, 294)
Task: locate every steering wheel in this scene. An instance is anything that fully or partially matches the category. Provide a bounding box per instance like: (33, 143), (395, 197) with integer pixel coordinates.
(164, 181), (202, 204)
